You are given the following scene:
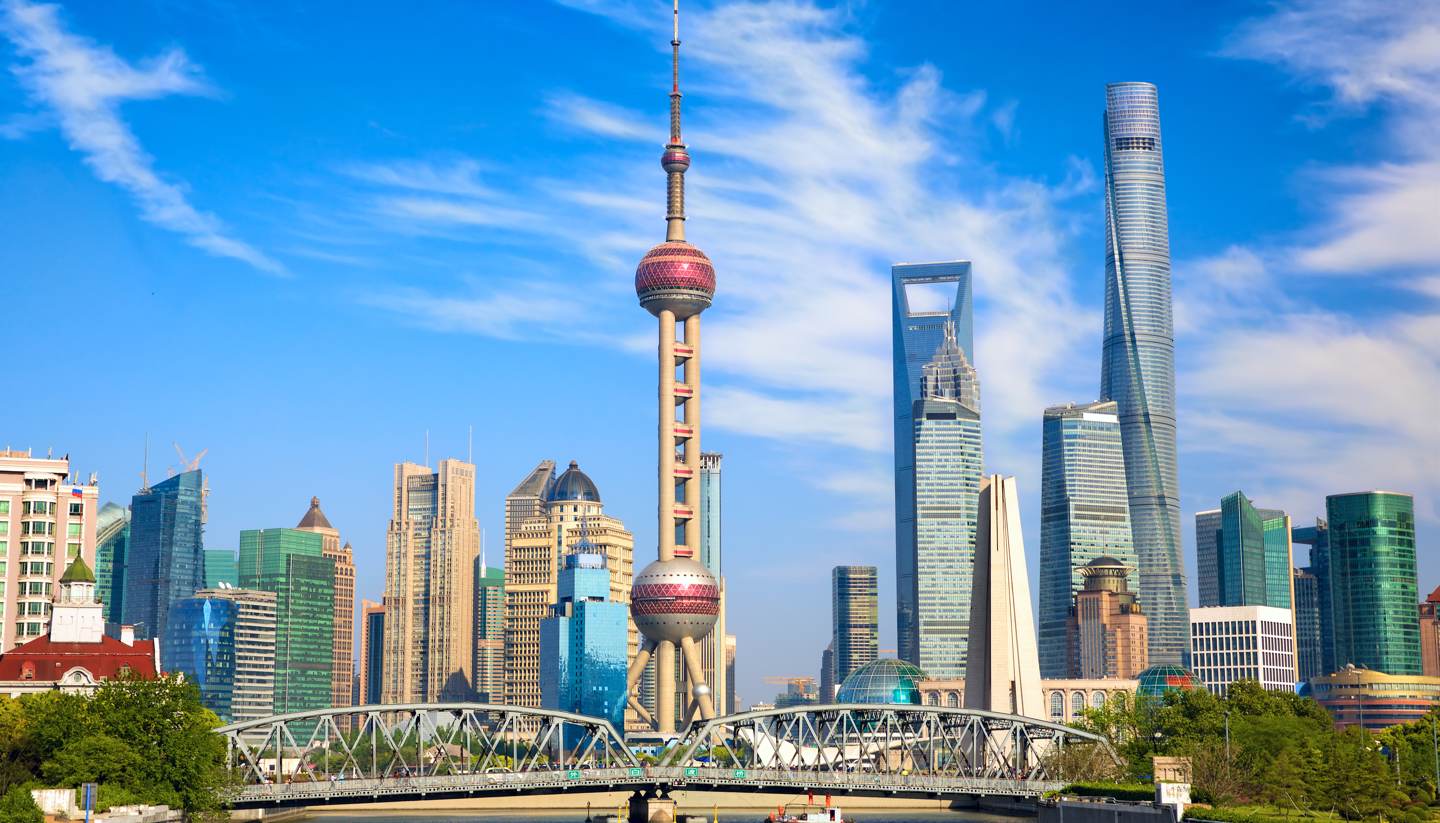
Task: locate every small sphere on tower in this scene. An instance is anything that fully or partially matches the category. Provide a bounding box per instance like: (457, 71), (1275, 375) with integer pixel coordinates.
(662, 147), (691, 173)
(630, 557), (720, 645)
(635, 241), (715, 319)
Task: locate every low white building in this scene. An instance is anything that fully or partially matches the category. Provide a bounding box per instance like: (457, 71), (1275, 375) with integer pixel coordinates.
(1189, 605), (1296, 695)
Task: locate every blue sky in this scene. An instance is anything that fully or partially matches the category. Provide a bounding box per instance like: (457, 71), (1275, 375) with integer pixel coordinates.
(3, 0), (1437, 705)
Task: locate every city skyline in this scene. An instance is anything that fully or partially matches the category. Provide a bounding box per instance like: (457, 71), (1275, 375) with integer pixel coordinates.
(3, 0), (1438, 704)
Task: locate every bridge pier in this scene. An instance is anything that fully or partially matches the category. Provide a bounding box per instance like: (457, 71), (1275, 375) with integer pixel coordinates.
(628, 789), (676, 823)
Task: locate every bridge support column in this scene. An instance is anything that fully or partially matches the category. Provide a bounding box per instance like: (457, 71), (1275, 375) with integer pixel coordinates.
(629, 789), (676, 823)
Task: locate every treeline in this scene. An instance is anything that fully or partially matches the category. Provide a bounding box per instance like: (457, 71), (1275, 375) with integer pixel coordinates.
(1076, 680), (1433, 821)
(0, 674), (229, 819)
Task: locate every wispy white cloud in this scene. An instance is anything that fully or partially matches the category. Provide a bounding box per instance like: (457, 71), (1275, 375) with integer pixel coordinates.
(360, 279), (593, 342)
(0, 0), (282, 274)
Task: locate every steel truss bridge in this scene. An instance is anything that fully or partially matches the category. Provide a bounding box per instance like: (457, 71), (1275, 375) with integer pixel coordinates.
(219, 703), (1118, 809)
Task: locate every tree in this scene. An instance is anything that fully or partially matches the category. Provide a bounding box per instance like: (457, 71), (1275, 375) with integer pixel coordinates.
(1260, 748), (1307, 814)
(41, 735), (145, 790)
(0, 786), (42, 823)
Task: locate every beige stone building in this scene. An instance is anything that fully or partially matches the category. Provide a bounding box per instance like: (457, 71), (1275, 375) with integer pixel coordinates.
(918, 677), (1138, 724)
(383, 460), (479, 703)
(0, 450), (99, 653)
(296, 497), (354, 710)
(1066, 556), (1148, 680)
(503, 460), (634, 710)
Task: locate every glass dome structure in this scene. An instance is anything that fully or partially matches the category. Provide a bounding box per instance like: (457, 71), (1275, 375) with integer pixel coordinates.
(835, 658), (928, 705)
(547, 461), (601, 504)
(1136, 664), (1200, 698)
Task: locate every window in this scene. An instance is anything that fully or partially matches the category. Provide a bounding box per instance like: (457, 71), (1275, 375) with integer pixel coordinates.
(67, 523), (81, 537)
(67, 543), (80, 559)
(0, 522), (7, 535)
(946, 693), (959, 708)
(0, 501), (8, 514)
(1050, 692), (1064, 719)
(1072, 692), (1086, 716)
(69, 502), (83, 516)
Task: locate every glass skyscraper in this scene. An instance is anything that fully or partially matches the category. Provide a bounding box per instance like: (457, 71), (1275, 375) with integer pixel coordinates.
(893, 262), (973, 668)
(1293, 568), (1324, 681)
(1098, 82), (1187, 666)
(1293, 520), (1333, 674)
(95, 502), (129, 625)
(907, 319), (982, 678)
(124, 470), (205, 642)
(1327, 492), (1420, 675)
(539, 543), (628, 728)
(472, 560), (504, 704)
(162, 595), (238, 722)
(831, 566), (878, 685)
(1037, 400), (1136, 678)
(204, 548), (237, 588)
(699, 453), (722, 577)
(239, 527), (335, 714)
(1195, 492), (1292, 610)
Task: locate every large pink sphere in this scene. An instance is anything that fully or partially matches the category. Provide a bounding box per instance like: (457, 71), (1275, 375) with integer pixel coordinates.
(630, 557), (720, 644)
(635, 241), (715, 319)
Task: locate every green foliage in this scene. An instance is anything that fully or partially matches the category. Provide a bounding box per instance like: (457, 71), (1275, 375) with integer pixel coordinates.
(0, 787), (42, 823)
(0, 674), (228, 812)
(1060, 781), (1155, 801)
(95, 784), (145, 813)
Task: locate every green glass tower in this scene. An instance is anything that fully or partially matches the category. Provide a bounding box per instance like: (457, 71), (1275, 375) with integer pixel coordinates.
(238, 528), (335, 714)
(1327, 492), (1420, 675)
(1195, 491), (1291, 610)
(473, 560), (504, 704)
(204, 548), (238, 588)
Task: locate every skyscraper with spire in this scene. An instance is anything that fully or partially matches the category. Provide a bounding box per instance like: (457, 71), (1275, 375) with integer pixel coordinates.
(1099, 82), (1188, 666)
(624, 1), (722, 736)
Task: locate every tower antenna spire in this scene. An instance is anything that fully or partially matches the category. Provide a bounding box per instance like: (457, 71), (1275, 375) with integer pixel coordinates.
(662, 0), (688, 242)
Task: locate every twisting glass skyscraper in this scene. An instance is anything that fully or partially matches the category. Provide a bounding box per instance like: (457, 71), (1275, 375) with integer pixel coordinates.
(891, 262), (974, 668)
(1099, 82), (1188, 666)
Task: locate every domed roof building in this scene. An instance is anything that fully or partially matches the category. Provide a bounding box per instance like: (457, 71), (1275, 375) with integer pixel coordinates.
(836, 658), (928, 705)
(1136, 664), (1200, 698)
(547, 461), (602, 504)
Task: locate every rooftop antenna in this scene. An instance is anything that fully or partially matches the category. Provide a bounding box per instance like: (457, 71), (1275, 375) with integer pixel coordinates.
(140, 433), (150, 492)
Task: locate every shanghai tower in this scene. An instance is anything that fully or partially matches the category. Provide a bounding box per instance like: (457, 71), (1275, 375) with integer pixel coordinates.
(1099, 82), (1188, 666)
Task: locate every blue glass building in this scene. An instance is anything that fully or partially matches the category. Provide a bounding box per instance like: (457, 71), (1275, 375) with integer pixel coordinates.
(1098, 83), (1188, 666)
(1293, 520), (1333, 674)
(95, 502), (130, 625)
(539, 542), (628, 728)
(699, 453), (722, 577)
(891, 263), (974, 669)
(124, 470), (206, 641)
(162, 595), (238, 722)
(1037, 401), (1136, 678)
(1195, 492), (1292, 610)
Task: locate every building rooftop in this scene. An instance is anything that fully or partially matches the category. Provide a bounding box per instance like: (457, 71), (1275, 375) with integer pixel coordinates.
(547, 461), (601, 504)
(296, 496), (334, 530)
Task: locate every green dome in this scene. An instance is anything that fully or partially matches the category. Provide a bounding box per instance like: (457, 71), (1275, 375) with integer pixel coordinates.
(60, 556), (95, 584)
(836, 658), (927, 705)
(1136, 664), (1199, 697)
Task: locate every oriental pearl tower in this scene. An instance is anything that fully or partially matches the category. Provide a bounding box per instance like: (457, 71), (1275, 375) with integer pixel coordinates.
(623, 0), (721, 736)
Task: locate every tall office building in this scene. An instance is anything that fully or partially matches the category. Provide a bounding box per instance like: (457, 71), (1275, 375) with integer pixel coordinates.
(163, 595), (238, 721)
(295, 497), (355, 713)
(819, 642), (835, 703)
(892, 261), (973, 669)
(95, 502), (129, 625)
(540, 537), (630, 728)
(204, 549), (237, 588)
(1294, 569), (1324, 681)
(239, 527), (335, 714)
(125, 470), (204, 643)
(1195, 492), (1293, 610)
(1098, 82), (1187, 666)
(203, 586), (276, 723)
(1037, 401), (1135, 678)
(473, 559), (504, 703)
(1066, 556), (1147, 679)
(1327, 492), (1420, 675)
(724, 633), (737, 711)
(383, 459), (480, 703)
(1293, 520), (1333, 674)
(832, 566), (879, 685)
(0, 450), (100, 652)
(965, 476), (1043, 719)
(623, 2), (724, 735)
(698, 452), (728, 714)
(1190, 605), (1296, 694)
(358, 600), (384, 705)
(504, 461), (634, 710)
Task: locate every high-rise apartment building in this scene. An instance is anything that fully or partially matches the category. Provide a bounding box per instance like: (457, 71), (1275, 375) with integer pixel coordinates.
(95, 502), (129, 625)
(239, 527), (334, 714)
(162, 595), (238, 721)
(358, 600), (384, 705)
(965, 476), (1043, 720)
(1195, 492), (1293, 610)
(295, 497), (355, 714)
(1420, 587), (1440, 678)
(203, 586), (276, 723)
(540, 540), (629, 727)
(125, 470), (204, 643)
(503, 461), (634, 710)
(0, 450), (100, 652)
(473, 560), (504, 703)
(1099, 82), (1187, 666)
(724, 633), (737, 711)
(204, 549), (237, 588)
(1189, 605), (1296, 694)
(1066, 557), (1147, 679)
(698, 452), (728, 714)
(383, 459), (480, 703)
(1293, 520), (1333, 673)
(832, 566), (878, 685)
(1327, 491), (1420, 675)
(905, 319), (982, 678)
(1037, 401), (1135, 678)
(892, 262), (973, 671)
(1294, 568), (1324, 681)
